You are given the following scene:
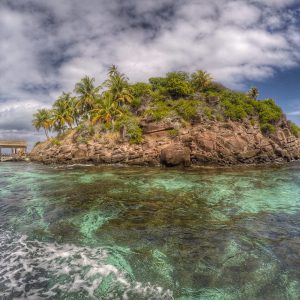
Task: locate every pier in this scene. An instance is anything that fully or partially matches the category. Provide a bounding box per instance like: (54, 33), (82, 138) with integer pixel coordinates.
(0, 140), (28, 161)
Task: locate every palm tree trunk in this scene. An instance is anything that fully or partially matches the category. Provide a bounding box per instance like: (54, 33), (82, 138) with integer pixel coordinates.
(44, 129), (49, 139)
(111, 119), (115, 132)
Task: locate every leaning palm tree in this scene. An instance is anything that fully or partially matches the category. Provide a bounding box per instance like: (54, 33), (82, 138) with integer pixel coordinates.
(104, 65), (133, 106)
(91, 92), (122, 130)
(191, 70), (213, 91)
(32, 108), (53, 139)
(74, 76), (101, 118)
(248, 87), (259, 100)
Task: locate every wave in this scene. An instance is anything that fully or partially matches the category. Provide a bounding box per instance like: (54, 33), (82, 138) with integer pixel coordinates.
(0, 229), (173, 300)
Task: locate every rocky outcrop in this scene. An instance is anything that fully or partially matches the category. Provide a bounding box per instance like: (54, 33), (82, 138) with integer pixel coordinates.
(160, 145), (191, 167)
(30, 120), (300, 167)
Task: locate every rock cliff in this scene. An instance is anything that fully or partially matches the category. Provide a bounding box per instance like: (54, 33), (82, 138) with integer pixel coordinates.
(30, 119), (300, 167)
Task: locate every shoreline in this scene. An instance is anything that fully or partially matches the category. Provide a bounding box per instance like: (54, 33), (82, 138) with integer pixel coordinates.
(23, 158), (300, 172)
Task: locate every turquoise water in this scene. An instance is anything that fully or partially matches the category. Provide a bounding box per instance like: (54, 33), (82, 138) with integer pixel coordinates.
(0, 162), (300, 299)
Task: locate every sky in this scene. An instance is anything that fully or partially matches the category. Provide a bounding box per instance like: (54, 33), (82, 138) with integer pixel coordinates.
(0, 0), (300, 148)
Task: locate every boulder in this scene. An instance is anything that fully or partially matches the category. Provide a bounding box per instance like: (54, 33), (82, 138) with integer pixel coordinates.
(160, 145), (191, 167)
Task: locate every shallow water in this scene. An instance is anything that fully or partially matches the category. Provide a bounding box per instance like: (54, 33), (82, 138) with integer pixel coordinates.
(0, 162), (300, 299)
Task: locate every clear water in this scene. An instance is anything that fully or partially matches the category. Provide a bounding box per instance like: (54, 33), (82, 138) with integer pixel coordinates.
(0, 162), (300, 299)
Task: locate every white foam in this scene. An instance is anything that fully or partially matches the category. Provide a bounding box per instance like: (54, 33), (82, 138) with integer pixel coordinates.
(0, 229), (173, 299)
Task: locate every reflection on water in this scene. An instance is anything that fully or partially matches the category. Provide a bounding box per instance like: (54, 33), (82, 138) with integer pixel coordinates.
(0, 162), (300, 299)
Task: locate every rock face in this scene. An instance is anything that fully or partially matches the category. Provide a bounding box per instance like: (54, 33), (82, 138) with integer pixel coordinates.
(160, 145), (191, 167)
(30, 120), (300, 167)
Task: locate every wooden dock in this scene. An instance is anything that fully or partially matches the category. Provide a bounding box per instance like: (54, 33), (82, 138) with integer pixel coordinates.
(0, 140), (28, 161)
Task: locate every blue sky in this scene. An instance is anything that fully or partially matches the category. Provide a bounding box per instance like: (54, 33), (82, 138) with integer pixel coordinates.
(248, 68), (300, 125)
(0, 0), (300, 146)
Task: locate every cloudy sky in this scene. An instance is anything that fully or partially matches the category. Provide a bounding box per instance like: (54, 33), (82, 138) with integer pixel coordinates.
(1, 0), (300, 147)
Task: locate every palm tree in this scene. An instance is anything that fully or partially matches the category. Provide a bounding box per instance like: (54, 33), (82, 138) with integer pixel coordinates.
(191, 70), (213, 91)
(104, 65), (133, 106)
(74, 76), (101, 117)
(91, 92), (122, 130)
(52, 93), (75, 133)
(248, 87), (259, 100)
(32, 108), (53, 139)
(68, 95), (81, 126)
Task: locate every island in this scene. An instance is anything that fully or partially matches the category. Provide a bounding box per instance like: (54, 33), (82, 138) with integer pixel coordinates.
(30, 66), (300, 166)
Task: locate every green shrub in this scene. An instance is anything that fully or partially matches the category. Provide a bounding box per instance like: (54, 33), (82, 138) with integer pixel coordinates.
(219, 90), (252, 121)
(50, 138), (61, 146)
(149, 77), (167, 91)
(222, 100), (247, 120)
(76, 136), (89, 144)
(168, 129), (179, 138)
(130, 97), (142, 109)
(253, 99), (282, 125)
(149, 72), (193, 99)
(206, 81), (227, 93)
(130, 82), (152, 97)
(76, 124), (95, 135)
(203, 106), (213, 120)
(173, 99), (198, 121)
(260, 123), (276, 135)
(289, 122), (300, 137)
(164, 72), (194, 98)
(116, 114), (143, 144)
(145, 100), (176, 121)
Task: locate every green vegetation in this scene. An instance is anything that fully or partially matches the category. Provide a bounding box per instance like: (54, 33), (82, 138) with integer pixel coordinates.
(191, 70), (213, 92)
(289, 122), (300, 137)
(32, 65), (298, 143)
(116, 114), (143, 144)
(248, 87), (259, 100)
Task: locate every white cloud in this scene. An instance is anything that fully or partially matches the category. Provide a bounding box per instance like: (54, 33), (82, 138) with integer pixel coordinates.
(0, 0), (300, 143)
(287, 111), (300, 116)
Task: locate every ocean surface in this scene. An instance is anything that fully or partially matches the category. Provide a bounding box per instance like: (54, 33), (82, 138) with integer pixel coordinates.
(0, 162), (300, 299)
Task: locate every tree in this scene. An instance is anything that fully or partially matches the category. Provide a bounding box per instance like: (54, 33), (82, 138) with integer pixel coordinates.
(32, 108), (53, 139)
(52, 93), (76, 133)
(130, 82), (152, 98)
(74, 76), (101, 117)
(164, 71), (193, 98)
(149, 77), (167, 91)
(248, 87), (259, 100)
(104, 65), (133, 105)
(191, 70), (213, 91)
(90, 92), (122, 130)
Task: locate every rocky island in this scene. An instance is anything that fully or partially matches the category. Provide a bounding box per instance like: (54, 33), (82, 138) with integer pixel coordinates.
(30, 66), (300, 167)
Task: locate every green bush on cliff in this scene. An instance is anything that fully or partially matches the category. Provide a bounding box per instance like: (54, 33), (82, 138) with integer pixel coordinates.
(149, 72), (194, 99)
(254, 99), (282, 125)
(168, 129), (179, 138)
(219, 91), (250, 121)
(130, 82), (152, 97)
(260, 123), (276, 135)
(145, 100), (176, 120)
(173, 99), (198, 121)
(129, 83), (153, 110)
(290, 122), (300, 137)
(116, 114), (143, 144)
(203, 106), (214, 120)
(164, 72), (194, 98)
(50, 137), (61, 146)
